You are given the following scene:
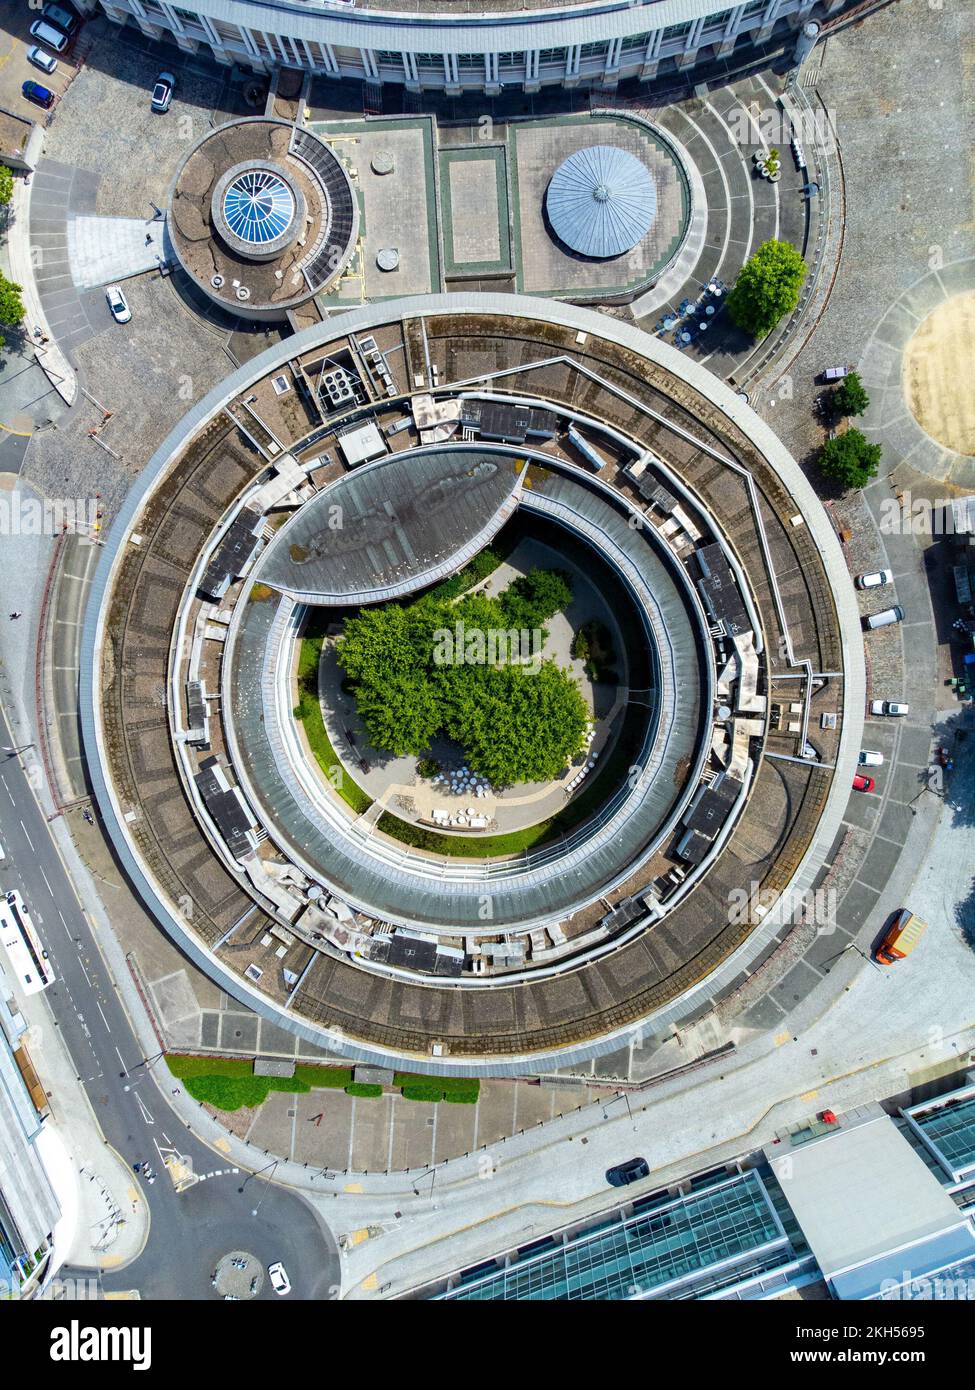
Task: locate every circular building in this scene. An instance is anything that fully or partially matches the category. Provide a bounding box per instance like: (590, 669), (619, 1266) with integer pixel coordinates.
(547, 146), (658, 259)
(167, 117), (358, 320)
(81, 294), (864, 1074)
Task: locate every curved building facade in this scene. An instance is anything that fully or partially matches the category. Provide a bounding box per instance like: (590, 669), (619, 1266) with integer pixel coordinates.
(81, 294), (864, 1074)
(84, 0), (848, 94)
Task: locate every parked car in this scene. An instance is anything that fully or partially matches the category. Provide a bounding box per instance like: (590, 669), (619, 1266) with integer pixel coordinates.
(875, 909), (928, 966)
(29, 19), (70, 53)
(870, 700), (909, 717)
(864, 605), (905, 630)
(852, 773), (875, 793)
(267, 1261), (291, 1295)
(105, 285), (131, 324)
(858, 750), (884, 767)
(26, 46), (58, 75)
(151, 72), (175, 113)
(22, 80), (55, 109)
(855, 569), (892, 590)
(606, 1157), (650, 1188)
(41, 2), (79, 35)
(821, 365), (851, 382)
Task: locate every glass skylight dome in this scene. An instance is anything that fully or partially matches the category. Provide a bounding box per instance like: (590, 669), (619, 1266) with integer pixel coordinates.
(222, 169), (296, 246)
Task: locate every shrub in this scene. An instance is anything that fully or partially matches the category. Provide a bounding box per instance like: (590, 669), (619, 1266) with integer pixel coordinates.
(345, 1082), (383, 1098)
(401, 1084), (447, 1103)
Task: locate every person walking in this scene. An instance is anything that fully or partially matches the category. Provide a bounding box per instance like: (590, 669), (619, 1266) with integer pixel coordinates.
(9, 612), (22, 620)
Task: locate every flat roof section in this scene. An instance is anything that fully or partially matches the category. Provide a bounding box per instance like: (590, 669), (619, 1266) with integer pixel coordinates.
(768, 1111), (975, 1298)
(257, 447), (528, 604)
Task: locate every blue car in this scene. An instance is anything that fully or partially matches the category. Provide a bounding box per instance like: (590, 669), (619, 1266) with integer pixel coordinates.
(22, 80), (55, 109)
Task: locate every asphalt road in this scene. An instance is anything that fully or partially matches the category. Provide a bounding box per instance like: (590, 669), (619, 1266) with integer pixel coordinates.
(0, 704), (341, 1300)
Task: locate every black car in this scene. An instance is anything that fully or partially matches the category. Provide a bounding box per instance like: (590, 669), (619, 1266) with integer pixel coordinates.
(606, 1157), (650, 1188)
(22, 80), (55, 109)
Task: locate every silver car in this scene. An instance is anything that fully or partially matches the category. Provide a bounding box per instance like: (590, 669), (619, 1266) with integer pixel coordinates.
(870, 701), (909, 717)
(27, 45), (58, 75)
(151, 72), (175, 113)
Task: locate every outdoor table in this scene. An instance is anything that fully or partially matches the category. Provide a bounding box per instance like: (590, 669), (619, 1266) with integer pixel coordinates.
(705, 305), (715, 316)
(680, 332), (691, 344)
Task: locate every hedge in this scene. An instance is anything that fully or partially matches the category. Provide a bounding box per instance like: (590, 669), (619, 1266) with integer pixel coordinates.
(401, 1084), (446, 1103)
(345, 1082), (384, 1098)
(184, 1075), (311, 1111)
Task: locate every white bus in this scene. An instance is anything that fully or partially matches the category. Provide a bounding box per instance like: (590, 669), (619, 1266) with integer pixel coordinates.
(0, 889), (54, 995)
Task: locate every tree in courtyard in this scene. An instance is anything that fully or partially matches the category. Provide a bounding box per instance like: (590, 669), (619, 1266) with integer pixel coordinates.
(0, 165), (13, 208)
(833, 370), (870, 418)
(0, 271), (25, 332)
(818, 429), (882, 490)
(725, 239), (807, 340)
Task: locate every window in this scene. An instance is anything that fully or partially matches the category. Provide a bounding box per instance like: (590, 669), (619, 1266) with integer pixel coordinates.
(580, 41), (608, 58)
(621, 32), (650, 50)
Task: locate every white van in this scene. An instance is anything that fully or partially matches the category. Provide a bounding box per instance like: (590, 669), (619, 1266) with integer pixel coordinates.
(864, 605), (904, 630)
(29, 19), (70, 52)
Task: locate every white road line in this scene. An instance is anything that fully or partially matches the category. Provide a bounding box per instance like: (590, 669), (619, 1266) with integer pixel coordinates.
(96, 1000), (110, 1031)
(78, 956), (92, 987)
(20, 820), (35, 851)
(136, 1094), (154, 1126)
(40, 867), (55, 899)
(115, 1046), (127, 1069)
(1, 775), (13, 805)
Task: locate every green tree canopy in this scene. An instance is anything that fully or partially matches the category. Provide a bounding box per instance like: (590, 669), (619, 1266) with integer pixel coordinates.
(725, 239), (807, 340)
(818, 429), (882, 490)
(833, 371), (870, 418)
(334, 568), (588, 784)
(0, 165), (13, 208)
(0, 271), (25, 329)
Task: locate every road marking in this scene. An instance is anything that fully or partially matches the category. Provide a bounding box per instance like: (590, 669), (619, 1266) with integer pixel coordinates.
(19, 820), (35, 851)
(40, 867), (55, 898)
(1, 776), (13, 804)
(96, 1000), (110, 1031)
(78, 956), (92, 987)
(115, 1046), (126, 1069)
(136, 1095), (154, 1126)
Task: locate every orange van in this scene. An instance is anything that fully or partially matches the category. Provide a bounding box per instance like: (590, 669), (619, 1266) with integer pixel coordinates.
(875, 909), (927, 965)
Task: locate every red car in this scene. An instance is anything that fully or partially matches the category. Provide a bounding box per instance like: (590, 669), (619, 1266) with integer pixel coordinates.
(852, 773), (875, 793)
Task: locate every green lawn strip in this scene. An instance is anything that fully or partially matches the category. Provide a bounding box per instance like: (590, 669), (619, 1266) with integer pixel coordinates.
(167, 1056), (354, 1088)
(345, 1082), (383, 1098)
(394, 1074), (480, 1103)
(184, 1075), (310, 1111)
(294, 633), (373, 814)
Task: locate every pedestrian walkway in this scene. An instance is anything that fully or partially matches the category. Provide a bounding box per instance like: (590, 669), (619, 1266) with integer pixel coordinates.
(66, 215), (165, 290)
(6, 177), (76, 405)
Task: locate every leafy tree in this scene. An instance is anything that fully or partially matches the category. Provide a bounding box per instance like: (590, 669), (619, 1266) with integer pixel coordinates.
(334, 568), (587, 784)
(818, 429), (882, 490)
(0, 165), (13, 208)
(726, 239), (807, 340)
(833, 371), (870, 418)
(0, 271), (25, 329)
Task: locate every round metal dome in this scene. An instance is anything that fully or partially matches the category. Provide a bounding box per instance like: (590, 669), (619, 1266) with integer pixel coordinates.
(547, 146), (657, 259)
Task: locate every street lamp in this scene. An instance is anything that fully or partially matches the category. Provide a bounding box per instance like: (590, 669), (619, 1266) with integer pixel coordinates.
(602, 1091), (636, 1130)
(2, 743), (34, 756)
(239, 1159), (279, 1216)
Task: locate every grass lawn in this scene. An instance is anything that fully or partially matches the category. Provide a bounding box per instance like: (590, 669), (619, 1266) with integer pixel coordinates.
(294, 634), (373, 815)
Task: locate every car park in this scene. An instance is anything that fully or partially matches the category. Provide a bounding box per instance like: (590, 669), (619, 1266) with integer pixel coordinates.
(22, 80), (55, 109)
(26, 46), (58, 75)
(858, 750), (884, 766)
(29, 19), (70, 53)
(151, 72), (175, 112)
(105, 285), (131, 324)
(606, 1157), (650, 1188)
(864, 606), (905, 629)
(870, 700), (909, 716)
(856, 569), (893, 589)
(852, 773), (875, 793)
(42, 2), (79, 35)
(267, 1262), (291, 1295)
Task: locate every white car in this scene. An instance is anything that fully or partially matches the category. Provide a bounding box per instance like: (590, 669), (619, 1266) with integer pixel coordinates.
(29, 19), (69, 53)
(858, 749), (884, 766)
(105, 285), (131, 324)
(151, 72), (175, 113)
(870, 700), (909, 717)
(856, 569), (893, 590)
(267, 1261), (290, 1296)
(27, 46), (58, 75)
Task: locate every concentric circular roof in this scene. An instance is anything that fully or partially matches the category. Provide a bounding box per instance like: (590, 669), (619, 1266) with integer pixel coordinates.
(222, 168), (296, 246)
(547, 145), (657, 259)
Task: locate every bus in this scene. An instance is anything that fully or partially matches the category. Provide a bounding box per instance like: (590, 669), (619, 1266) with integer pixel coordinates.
(0, 890), (55, 995)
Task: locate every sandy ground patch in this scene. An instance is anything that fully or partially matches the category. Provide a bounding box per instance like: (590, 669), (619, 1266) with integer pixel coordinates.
(902, 291), (975, 457)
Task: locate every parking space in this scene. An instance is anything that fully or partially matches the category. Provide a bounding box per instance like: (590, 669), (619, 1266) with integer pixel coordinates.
(0, 6), (75, 120)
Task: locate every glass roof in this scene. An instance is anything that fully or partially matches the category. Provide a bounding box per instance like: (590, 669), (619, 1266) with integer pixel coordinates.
(222, 169), (295, 246)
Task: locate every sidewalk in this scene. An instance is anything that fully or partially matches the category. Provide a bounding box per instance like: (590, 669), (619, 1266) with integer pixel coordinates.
(6, 174), (77, 406)
(15, 975), (149, 1279)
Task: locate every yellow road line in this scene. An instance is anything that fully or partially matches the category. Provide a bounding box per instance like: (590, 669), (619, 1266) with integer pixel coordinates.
(0, 421), (33, 438)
